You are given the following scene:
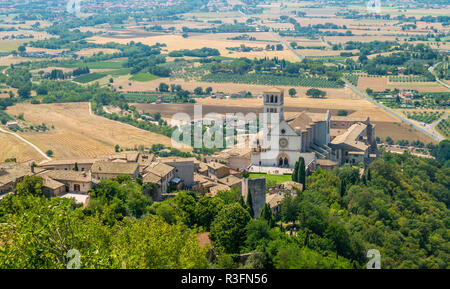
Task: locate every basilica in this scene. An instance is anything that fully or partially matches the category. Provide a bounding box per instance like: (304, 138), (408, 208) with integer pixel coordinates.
(249, 88), (378, 171)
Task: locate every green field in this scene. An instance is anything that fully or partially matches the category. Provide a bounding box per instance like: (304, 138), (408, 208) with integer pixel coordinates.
(436, 118), (450, 138)
(0, 40), (24, 52)
(129, 72), (159, 82)
(73, 68), (132, 83)
(57, 61), (125, 69)
(248, 173), (292, 185)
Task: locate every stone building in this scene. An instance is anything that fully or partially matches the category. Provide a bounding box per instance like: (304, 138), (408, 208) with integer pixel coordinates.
(242, 177), (266, 218)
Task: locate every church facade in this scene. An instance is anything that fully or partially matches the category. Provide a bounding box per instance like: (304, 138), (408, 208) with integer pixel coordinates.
(250, 88), (377, 170)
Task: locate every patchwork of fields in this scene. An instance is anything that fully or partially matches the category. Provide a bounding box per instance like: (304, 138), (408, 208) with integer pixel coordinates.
(6, 103), (189, 159)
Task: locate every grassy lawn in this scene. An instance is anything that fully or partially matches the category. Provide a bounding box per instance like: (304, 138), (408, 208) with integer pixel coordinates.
(129, 72), (159, 82)
(0, 41), (25, 52)
(248, 173), (292, 184)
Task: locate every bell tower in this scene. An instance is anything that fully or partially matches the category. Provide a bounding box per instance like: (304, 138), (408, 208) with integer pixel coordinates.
(263, 88), (284, 123)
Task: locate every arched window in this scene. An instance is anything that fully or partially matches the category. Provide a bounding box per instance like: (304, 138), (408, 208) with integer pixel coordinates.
(270, 95), (274, 103)
(266, 95), (269, 103)
(275, 95), (278, 103)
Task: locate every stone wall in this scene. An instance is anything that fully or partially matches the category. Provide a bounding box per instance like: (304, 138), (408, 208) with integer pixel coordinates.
(242, 177), (266, 218)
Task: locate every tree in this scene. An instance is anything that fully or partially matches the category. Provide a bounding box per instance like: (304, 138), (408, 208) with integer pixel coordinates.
(337, 110), (348, 116)
(18, 85), (31, 98)
(288, 88), (297, 97)
(15, 176), (44, 197)
(73, 162), (79, 171)
(292, 160), (299, 182)
(244, 219), (271, 251)
(385, 136), (394, 145)
(205, 87), (213, 94)
(246, 190), (254, 218)
(259, 203), (275, 228)
(210, 203), (251, 253)
(194, 87), (203, 95)
(46, 150), (53, 157)
(281, 194), (298, 224)
(114, 144), (120, 152)
(306, 88), (326, 98)
(297, 157), (306, 190)
(159, 82), (169, 92)
(18, 45), (26, 54)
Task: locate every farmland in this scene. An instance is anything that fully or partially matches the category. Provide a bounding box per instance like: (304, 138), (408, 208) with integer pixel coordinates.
(436, 118), (450, 138)
(0, 132), (45, 163)
(5, 103), (189, 159)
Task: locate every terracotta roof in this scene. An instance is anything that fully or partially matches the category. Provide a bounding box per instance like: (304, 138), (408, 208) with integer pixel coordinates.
(279, 181), (303, 191)
(331, 116), (368, 122)
(266, 193), (284, 209)
(43, 176), (65, 190)
(145, 162), (174, 178)
(38, 158), (96, 166)
(0, 161), (41, 186)
(39, 170), (91, 183)
(218, 175), (242, 187)
(91, 162), (139, 175)
(207, 162), (228, 170)
(331, 123), (368, 151)
(142, 172), (162, 184)
(209, 184), (231, 196)
(159, 157), (197, 164)
(264, 87), (284, 93)
(316, 159), (338, 166)
(286, 112), (314, 132)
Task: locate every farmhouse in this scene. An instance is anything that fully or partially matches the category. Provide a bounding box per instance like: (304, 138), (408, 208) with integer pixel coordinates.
(0, 161), (43, 194)
(159, 157), (196, 187)
(38, 170), (93, 194)
(143, 162), (175, 200)
(207, 162), (230, 179)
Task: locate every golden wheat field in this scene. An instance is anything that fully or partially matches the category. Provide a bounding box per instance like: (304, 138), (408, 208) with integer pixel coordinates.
(0, 133), (45, 163)
(6, 103), (190, 159)
(88, 34), (299, 61)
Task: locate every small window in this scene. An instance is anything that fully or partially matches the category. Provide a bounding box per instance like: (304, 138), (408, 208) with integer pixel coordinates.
(281, 129), (286, 134)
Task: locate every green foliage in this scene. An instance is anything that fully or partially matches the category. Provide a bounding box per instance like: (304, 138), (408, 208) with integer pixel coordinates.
(14, 176), (44, 197)
(0, 194), (207, 269)
(210, 203), (251, 254)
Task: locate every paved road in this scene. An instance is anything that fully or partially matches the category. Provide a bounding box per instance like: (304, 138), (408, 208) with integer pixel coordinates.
(428, 62), (450, 89)
(271, 32), (304, 60)
(342, 79), (444, 142)
(0, 127), (51, 160)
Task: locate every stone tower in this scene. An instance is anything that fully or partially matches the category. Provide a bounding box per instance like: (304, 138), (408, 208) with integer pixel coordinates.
(263, 87), (284, 122)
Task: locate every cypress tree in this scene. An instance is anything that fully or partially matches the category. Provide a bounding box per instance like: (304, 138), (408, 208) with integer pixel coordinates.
(340, 180), (346, 197)
(260, 203), (275, 227)
(292, 161), (299, 182)
(246, 190), (254, 218)
(298, 157), (306, 190)
(73, 162), (79, 171)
